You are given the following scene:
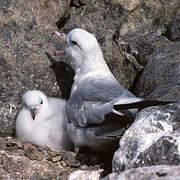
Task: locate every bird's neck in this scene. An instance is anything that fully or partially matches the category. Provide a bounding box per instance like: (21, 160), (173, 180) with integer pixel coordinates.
(74, 53), (110, 82)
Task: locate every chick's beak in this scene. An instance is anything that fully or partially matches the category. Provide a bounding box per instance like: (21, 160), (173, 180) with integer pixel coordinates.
(30, 108), (39, 120)
(55, 31), (67, 56)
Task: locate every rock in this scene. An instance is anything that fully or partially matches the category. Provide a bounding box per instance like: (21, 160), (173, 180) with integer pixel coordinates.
(61, 160), (67, 167)
(24, 144), (43, 161)
(123, 31), (173, 66)
(67, 169), (103, 180)
(112, 104), (180, 173)
(52, 155), (61, 162)
(0, 0), (71, 136)
(164, 9), (180, 42)
(134, 42), (180, 99)
(114, 0), (179, 41)
(62, 151), (81, 168)
(102, 165), (180, 180)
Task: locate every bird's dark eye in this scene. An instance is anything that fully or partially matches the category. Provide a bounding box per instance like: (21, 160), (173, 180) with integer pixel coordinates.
(40, 101), (43, 104)
(71, 40), (77, 46)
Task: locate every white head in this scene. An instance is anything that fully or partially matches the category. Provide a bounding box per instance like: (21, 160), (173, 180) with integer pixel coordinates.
(22, 90), (49, 120)
(55, 28), (107, 75)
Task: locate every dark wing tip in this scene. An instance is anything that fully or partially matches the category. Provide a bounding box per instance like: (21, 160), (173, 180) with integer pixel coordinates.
(114, 100), (176, 111)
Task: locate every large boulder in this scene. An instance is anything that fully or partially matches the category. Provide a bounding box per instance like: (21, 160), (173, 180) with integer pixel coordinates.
(112, 104), (180, 173)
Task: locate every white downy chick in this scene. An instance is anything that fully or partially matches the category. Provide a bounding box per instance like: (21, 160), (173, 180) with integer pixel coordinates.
(16, 90), (73, 150)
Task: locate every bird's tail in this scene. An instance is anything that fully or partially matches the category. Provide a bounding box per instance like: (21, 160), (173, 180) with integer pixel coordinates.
(113, 99), (175, 111)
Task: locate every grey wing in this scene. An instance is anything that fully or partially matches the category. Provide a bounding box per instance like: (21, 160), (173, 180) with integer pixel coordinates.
(77, 99), (138, 127)
(69, 74), (175, 129)
(69, 76), (139, 127)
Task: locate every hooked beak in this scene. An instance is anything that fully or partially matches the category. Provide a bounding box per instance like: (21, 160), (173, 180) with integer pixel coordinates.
(55, 31), (67, 56)
(30, 108), (39, 120)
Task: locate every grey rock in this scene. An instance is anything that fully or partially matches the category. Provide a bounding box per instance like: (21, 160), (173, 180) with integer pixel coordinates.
(102, 165), (180, 180)
(165, 9), (180, 42)
(62, 151), (81, 167)
(135, 42), (180, 99)
(112, 104), (180, 173)
(123, 32), (173, 66)
(115, 0), (179, 42)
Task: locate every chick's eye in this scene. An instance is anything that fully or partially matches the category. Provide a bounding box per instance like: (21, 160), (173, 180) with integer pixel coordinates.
(71, 40), (77, 46)
(40, 101), (43, 104)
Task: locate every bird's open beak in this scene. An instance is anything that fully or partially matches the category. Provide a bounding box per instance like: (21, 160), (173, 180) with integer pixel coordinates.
(30, 108), (39, 120)
(55, 31), (67, 56)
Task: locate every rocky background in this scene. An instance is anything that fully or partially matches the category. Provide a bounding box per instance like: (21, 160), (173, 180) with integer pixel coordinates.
(0, 0), (179, 179)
